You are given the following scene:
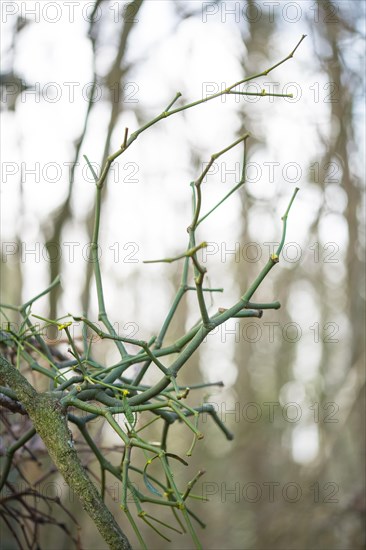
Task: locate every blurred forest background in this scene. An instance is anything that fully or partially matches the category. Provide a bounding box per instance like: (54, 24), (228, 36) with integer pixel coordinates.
(1, 0), (365, 549)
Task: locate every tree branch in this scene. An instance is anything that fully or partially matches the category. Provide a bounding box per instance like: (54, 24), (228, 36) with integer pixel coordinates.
(0, 355), (131, 550)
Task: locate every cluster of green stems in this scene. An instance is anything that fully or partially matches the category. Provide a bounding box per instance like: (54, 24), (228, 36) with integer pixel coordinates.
(0, 35), (305, 549)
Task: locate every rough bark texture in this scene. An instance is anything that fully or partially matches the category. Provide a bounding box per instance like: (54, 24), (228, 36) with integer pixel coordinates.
(0, 355), (131, 550)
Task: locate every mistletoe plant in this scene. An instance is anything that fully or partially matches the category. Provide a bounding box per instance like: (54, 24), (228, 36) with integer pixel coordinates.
(0, 36), (305, 550)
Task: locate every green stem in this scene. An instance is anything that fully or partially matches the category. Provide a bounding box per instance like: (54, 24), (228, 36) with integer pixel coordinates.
(197, 137), (248, 226)
(0, 427), (36, 491)
(85, 154), (128, 360)
(121, 446), (132, 511)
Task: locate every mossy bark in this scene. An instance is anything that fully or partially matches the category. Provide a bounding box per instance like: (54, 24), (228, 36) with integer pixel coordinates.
(0, 355), (131, 550)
